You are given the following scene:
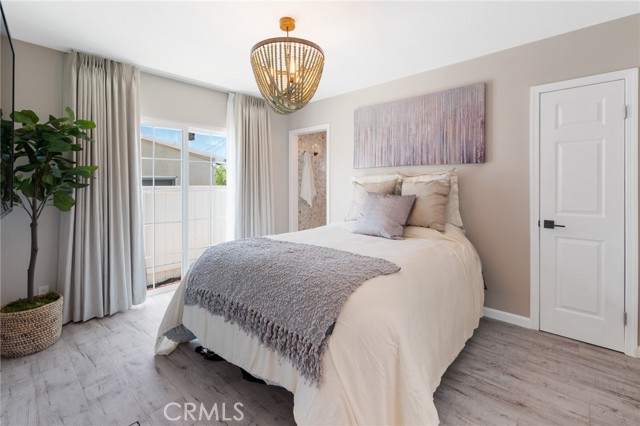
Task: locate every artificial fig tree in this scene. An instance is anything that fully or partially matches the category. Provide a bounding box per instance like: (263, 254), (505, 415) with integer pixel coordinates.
(11, 108), (97, 303)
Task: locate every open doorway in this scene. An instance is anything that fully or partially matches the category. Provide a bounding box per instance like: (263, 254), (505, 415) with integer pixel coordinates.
(288, 125), (330, 232)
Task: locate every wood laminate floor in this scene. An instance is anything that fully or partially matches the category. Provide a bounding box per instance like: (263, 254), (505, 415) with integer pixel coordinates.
(1, 289), (639, 426)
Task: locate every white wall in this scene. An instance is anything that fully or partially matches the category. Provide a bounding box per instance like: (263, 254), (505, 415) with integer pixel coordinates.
(1, 40), (64, 304)
(140, 73), (228, 129)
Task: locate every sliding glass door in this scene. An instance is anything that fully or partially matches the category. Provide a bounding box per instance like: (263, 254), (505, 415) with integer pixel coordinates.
(187, 130), (228, 267)
(141, 124), (227, 290)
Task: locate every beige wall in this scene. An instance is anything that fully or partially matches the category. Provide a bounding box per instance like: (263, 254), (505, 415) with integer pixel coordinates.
(288, 14), (640, 331)
(2, 16), (638, 339)
(1, 40), (64, 304)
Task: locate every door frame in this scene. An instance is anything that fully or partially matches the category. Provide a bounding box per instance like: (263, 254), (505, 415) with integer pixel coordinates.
(288, 124), (331, 232)
(529, 68), (639, 357)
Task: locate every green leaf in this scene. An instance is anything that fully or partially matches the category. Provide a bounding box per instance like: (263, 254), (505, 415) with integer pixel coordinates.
(41, 131), (64, 142)
(64, 107), (75, 122)
(53, 192), (75, 211)
(15, 163), (39, 173)
(75, 133), (93, 142)
(41, 174), (54, 185)
(70, 165), (98, 178)
(18, 139), (36, 157)
(74, 120), (96, 130)
(17, 179), (34, 197)
(47, 115), (63, 129)
(13, 110), (39, 125)
(68, 182), (89, 189)
(45, 139), (72, 152)
(52, 164), (61, 178)
(54, 157), (74, 165)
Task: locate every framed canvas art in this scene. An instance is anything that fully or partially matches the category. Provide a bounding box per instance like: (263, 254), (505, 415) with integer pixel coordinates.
(354, 83), (485, 168)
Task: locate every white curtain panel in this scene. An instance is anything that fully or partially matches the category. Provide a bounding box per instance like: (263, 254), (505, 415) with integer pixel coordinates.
(58, 51), (146, 323)
(225, 93), (237, 241)
(231, 94), (275, 238)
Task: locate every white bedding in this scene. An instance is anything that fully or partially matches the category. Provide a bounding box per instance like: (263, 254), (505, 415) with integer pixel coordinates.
(156, 222), (484, 425)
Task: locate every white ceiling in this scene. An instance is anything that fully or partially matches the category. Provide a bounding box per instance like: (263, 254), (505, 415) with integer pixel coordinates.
(3, 1), (639, 101)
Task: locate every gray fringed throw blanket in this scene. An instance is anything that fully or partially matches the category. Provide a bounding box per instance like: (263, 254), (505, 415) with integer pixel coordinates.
(183, 237), (400, 386)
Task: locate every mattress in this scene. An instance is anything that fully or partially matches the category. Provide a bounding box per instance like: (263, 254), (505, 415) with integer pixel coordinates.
(156, 222), (484, 425)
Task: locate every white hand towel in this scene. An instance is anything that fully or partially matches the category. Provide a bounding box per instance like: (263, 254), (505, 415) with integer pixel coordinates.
(300, 151), (316, 207)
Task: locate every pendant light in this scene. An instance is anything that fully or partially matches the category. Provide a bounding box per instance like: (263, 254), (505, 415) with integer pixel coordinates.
(250, 17), (324, 115)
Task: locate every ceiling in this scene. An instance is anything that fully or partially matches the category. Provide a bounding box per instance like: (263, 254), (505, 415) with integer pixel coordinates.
(3, 1), (639, 101)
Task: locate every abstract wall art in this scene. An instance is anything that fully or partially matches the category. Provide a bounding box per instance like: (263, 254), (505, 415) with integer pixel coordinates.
(353, 83), (485, 168)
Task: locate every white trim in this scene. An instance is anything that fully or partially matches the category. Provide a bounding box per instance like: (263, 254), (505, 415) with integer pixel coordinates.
(623, 69), (639, 358)
(529, 85), (541, 331)
(529, 68), (639, 357)
(140, 116), (226, 135)
(483, 307), (533, 329)
(288, 124), (331, 232)
(181, 129), (189, 276)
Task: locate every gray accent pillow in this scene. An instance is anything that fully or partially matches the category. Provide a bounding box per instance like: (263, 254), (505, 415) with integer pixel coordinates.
(401, 179), (451, 232)
(352, 193), (416, 239)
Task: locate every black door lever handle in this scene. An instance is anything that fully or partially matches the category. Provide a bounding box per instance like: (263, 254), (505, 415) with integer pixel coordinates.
(543, 220), (565, 229)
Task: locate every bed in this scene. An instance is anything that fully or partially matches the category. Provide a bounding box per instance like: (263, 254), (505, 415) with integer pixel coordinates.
(156, 219), (484, 425)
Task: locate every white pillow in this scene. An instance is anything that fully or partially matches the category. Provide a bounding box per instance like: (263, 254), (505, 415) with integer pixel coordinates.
(400, 169), (463, 228)
(346, 174), (400, 221)
(401, 179), (450, 232)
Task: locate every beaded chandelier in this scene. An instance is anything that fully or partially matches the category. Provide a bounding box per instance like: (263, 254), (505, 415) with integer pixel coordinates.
(250, 17), (324, 115)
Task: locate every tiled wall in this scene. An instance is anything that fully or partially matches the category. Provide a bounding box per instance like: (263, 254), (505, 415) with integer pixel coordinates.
(297, 131), (327, 230)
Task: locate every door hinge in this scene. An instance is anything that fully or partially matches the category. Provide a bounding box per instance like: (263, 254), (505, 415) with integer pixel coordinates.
(624, 105), (629, 119)
(624, 312), (627, 326)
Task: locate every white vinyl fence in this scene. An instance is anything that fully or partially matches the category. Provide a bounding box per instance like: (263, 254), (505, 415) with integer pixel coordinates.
(142, 186), (227, 286)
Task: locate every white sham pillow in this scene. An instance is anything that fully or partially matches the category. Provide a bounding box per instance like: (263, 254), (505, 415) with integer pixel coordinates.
(345, 174), (400, 221)
(400, 169), (464, 228)
(401, 179), (450, 232)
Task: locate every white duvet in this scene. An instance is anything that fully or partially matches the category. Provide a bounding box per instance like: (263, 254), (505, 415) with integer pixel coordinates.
(156, 222), (484, 425)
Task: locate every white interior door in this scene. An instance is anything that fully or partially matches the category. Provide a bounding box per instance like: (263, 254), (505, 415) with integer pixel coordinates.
(539, 79), (626, 351)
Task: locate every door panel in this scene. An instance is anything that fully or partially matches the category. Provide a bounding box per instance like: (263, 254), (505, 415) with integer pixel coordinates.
(539, 79), (625, 352)
(555, 237), (602, 316)
(556, 139), (603, 214)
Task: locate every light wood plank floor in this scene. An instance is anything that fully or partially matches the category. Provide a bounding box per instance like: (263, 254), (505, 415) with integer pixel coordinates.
(2, 290), (639, 426)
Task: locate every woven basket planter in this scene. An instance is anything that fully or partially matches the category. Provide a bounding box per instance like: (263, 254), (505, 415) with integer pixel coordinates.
(0, 294), (63, 358)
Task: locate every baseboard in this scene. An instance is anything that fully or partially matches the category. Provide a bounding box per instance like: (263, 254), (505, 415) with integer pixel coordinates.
(637, 346), (640, 358)
(483, 307), (533, 329)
